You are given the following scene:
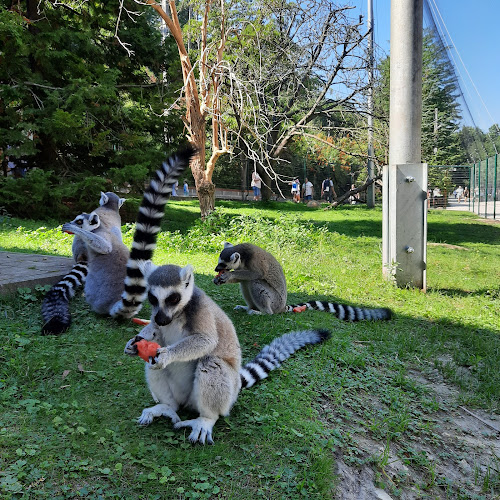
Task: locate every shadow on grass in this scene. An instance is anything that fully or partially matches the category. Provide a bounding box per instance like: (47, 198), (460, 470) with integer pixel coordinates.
(427, 287), (500, 298)
(428, 221), (500, 245)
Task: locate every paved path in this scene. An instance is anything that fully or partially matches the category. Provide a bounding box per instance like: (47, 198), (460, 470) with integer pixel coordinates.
(0, 252), (73, 296)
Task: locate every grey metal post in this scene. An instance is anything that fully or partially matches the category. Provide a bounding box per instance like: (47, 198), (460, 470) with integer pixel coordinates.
(383, 0), (426, 289)
(494, 154), (498, 219)
(366, 0), (375, 208)
(485, 157), (489, 218)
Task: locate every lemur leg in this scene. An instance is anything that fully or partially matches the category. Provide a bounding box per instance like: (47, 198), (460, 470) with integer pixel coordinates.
(138, 367), (181, 426)
(238, 282), (267, 314)
(247, 281), (280, 314)
(174, 356), (239, 444)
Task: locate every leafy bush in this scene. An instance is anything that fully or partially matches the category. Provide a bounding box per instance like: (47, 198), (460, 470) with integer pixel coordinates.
(0, 170), (117, 219)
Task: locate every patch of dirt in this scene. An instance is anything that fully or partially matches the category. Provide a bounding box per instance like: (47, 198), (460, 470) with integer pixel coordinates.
(321, 367), (499, 499)
(427, 242), (470, 251)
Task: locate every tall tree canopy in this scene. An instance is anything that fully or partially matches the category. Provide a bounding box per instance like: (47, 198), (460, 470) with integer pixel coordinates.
(0, 0), (184, 216)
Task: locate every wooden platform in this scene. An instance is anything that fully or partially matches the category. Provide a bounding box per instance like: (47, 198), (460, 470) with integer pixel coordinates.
(0, 252), (74, 296)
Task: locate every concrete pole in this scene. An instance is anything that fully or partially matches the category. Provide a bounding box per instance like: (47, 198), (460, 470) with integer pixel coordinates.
(366, 0), (375, 208)
(383, 0), (426, 289)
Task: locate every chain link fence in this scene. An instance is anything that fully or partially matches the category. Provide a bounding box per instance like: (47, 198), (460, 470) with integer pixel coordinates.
(428, 158), (498, 220)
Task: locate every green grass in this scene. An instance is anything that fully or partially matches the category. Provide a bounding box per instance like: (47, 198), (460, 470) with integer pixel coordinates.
(0, 202), (499, 499)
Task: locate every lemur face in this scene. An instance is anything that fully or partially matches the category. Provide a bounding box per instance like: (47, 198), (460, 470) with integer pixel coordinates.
(146, 264), (194, 327)
(71, 212), (101, 231)
(215, 251), (241, 273)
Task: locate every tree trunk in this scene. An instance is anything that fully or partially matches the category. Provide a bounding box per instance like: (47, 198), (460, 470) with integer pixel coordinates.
(197, 180), (215, 218)
(260, 167), (272, 201)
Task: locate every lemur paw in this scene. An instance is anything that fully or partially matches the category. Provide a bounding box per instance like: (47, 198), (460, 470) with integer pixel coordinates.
(124, 336), (142, 356)
(247, 309), (263, 315)
(174, 418), (215, 445)
(137, 409), (154, 426)
(62, 223), (76, 234)
(234, 305), (249, 312)
(147, 348), (169, 369)
(213, 272), (229, 285)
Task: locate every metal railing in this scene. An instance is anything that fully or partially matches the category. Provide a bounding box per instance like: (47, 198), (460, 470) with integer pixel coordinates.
(469, 156), (499, 220)
(427, 159), (498, 220)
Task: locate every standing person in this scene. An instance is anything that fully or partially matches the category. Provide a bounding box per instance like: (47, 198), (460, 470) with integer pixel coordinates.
(251, 170), (262, 201)
(329, 177), (337, 203)
(183, 179), (189, 196)
(302, 178), (314, 202)
(321, 176), (336, 203)
(290, 177), (300, 203)
(464, 186), (469, 202)
(456, 185), (464, 203)
(172, 179), (178, 196)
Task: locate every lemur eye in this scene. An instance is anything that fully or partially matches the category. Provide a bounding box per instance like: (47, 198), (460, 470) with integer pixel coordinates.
(165, 293), (181, 305)
(148, 292), (159, 307)
(76, 219), (83, 225)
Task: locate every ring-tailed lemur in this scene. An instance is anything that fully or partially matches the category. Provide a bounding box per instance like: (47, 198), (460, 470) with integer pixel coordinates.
(213, 242), (392, 320)
(124, 262), (330, 444)
(41, 197), (124, 335)
(41, 147), (195, 334)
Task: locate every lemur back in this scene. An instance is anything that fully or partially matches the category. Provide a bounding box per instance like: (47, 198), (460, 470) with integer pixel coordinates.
(214, 242), (392, 320)
(124, 263), (330, 444)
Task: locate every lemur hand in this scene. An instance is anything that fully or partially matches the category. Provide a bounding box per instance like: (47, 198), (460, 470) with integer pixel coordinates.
(213, 272), (229, 285)
(124, 335), (143, 356)
(62, 222), (78, 234)
(148, 347), (171, 370)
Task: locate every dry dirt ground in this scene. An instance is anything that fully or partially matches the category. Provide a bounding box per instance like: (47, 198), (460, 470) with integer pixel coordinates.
(329, 366), (499, 499)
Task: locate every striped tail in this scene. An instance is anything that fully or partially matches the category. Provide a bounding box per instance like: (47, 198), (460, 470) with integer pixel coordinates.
(110, 146), (196, 319)
(240, 329), (330, 389)
(41, 261), (88, 335)
(285, 301), (392, 321)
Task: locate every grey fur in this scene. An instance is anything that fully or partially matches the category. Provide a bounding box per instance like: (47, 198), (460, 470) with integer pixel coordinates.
(124, 263), (330, 444)
(214, 242), (287, 314)
(214, 242), (392, 321)
(61, 192), (129, 315)
(41, 212), (100, 334)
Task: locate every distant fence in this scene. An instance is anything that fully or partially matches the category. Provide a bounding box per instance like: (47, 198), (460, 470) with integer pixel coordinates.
(428, 158), (498, 220)
(469, 156), (499, 220)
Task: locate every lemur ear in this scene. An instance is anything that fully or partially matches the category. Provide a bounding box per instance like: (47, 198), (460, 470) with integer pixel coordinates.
(89, 213), (100, 226)
(179, 264), (194, 284)
(230, 252), (240, 263)
(118, 197), (126, 208)
(99, 192), (108, 206)
(138, 260), (157, 279)
(223, 242), (233, 249)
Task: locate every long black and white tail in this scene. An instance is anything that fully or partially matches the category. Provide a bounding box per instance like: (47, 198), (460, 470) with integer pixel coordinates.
(41, 261), (88, 335)
(110, 146), (196, 319)
(240, 329), (330, 389)
(285, 301), (392, 321)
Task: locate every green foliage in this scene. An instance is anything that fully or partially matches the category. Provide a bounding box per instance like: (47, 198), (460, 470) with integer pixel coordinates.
(0, 1), (185, 208)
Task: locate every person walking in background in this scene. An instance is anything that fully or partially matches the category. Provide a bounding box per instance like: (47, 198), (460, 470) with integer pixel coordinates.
(251, 170), (262, 201)
(290, 177), (300, 203)
(172, 180), (178, 196)
(321, 176), (336, 203)
(302, 178), (314, 202)
(183, 179), (189, 196)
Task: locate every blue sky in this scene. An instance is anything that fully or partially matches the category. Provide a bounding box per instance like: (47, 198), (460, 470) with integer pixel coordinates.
(352, 0), (500, 131)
